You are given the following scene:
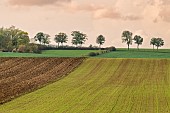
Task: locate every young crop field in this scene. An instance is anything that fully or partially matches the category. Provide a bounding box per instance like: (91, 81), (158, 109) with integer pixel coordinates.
(0, 58), (170, 113)
(0, 58), (84, 104)
(96, 48), (170, 58)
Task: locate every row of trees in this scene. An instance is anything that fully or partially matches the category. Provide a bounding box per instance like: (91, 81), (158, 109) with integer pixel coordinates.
(0, 26), (165, 52)
(34, 31), (106, 48)
(122, 31), (164, 51)
(0, 26), (107, 53)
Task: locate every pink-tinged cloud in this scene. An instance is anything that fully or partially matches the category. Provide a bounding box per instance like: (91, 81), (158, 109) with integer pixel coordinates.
(9, 0), (71, 6)
(158, 6), (170, 22)
(160, 0), (170, 5)
(153, 0), (170, 23)
(70, 3), (142, 21)
(93, 8), (121, 19)
(122, 15), (143, 21)
(69, 3), (106, 12)
(94, 9), (142, 21)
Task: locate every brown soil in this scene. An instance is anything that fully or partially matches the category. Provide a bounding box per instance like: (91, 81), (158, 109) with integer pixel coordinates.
(0, 58), (84, 104)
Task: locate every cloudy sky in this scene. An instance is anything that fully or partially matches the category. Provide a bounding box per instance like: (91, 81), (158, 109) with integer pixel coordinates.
(1, 0), (170, 48)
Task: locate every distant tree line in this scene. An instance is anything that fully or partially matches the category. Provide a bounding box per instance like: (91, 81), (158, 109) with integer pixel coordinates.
(0, 26), (108, 53)
(1, 26), (164, 53)
(122, 30), (164, 51)
(34, 31), (106, 49)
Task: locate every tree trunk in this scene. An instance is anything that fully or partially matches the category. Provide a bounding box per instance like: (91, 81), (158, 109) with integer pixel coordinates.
(128, 44), (129, 50)
(157, 46), (158, 51)
(99, 44), (101, 50)
(58, 43), (59, 48)
(137, 44), (139, 50)
(153, 45), (154, 51)
(62, 43), (63, 48)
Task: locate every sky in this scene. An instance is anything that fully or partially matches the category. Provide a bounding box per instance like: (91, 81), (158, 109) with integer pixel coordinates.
(1, 0), (170, 48)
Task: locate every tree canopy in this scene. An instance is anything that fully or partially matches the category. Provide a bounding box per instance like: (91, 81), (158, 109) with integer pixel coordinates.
(0, 26), (30, 51)
(42, 34), (50, 45)
(150, 38), (164, 51)
(71, 31), (87, 47)
(54, 32), (68, 47)
(150, 38), (157, 50)
(122, 31), (133, 50)
(155, 38), (164, 50)
(96, 35), (105, 48)
(134, 35), (143, 50)
(34, 32), (44, 44)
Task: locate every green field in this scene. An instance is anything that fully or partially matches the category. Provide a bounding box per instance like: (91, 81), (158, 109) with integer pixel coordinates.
(1, 58), (170, 113)
(0, 50), (98, 57)
(1, 49), (170, 58)
(96, 48), (170, 58)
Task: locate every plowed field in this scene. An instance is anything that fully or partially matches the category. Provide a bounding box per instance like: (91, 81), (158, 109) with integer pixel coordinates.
(0, 58), (84, 104)
(1, 58), (170, 113)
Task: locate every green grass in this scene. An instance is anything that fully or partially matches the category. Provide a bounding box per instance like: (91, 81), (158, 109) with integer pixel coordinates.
(96, 48), (170, 58)
(1, 58), (170, 113)
(0, 50), (98, 57)
(42, 50), (98, 57)
(1, 48), (170, 58)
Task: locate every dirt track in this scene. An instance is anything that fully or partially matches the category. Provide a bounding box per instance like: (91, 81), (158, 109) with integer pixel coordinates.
(0, 58), (84, 104)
